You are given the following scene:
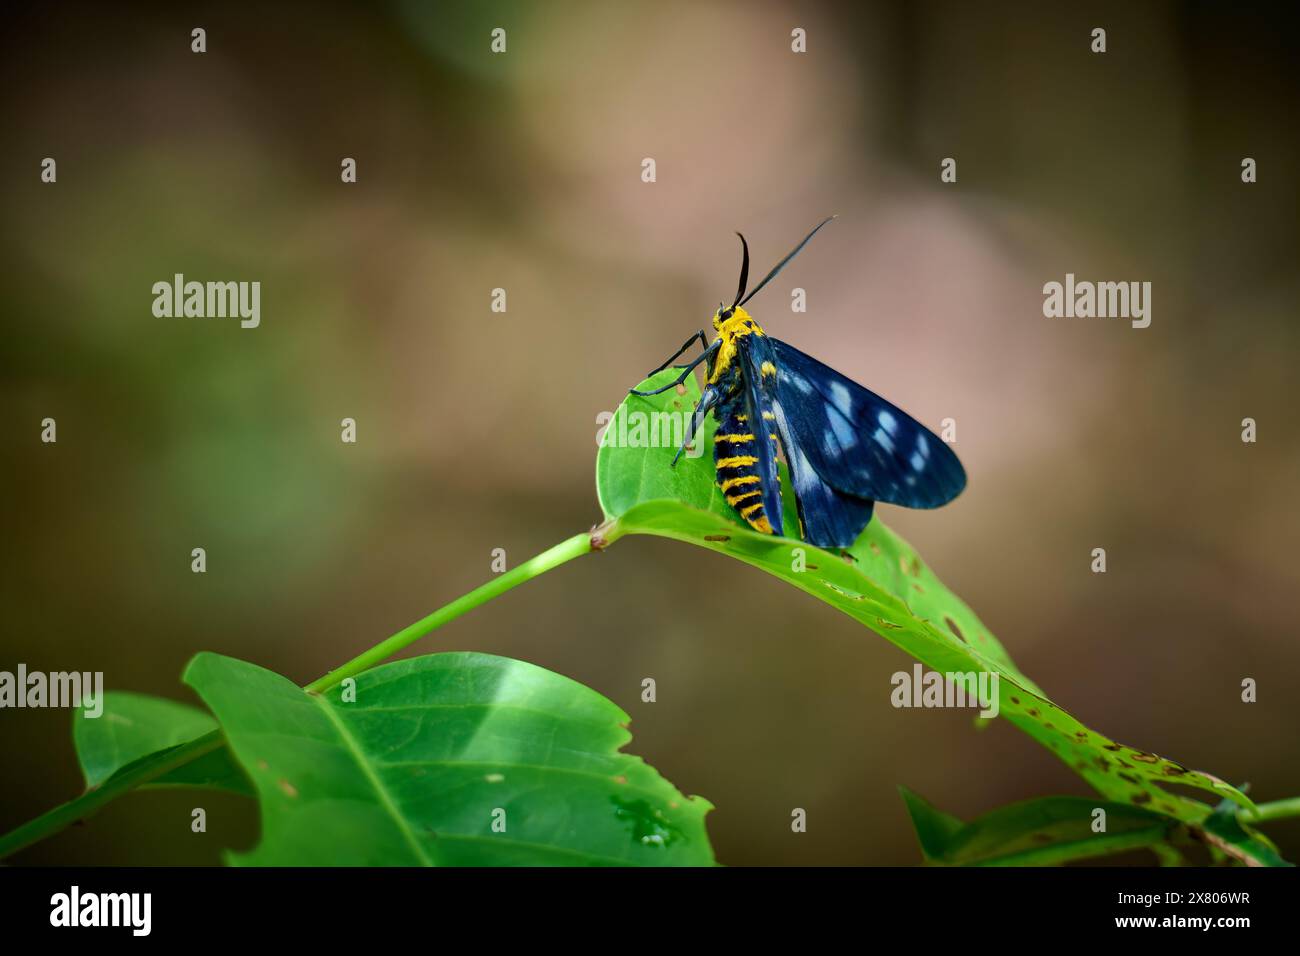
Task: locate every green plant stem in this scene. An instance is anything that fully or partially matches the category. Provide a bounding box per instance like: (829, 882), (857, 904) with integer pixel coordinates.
(305, 530), (601, 692)
(1241, 798), (1300, 825)
(0, 731), (223, 860)
(0, 527), (612, 860)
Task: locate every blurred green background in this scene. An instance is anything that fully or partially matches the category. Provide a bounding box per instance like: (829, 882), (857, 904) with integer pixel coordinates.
(2, 0), (1297, 865)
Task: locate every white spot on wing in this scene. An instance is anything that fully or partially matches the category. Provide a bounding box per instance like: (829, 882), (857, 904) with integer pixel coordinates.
(827, 417), (857, 450)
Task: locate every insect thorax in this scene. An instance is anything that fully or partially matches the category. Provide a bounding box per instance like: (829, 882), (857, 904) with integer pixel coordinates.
(709, 306), (765, 386)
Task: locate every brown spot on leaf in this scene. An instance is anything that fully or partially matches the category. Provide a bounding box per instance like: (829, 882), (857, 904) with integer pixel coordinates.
(675, 383), (687, 395)
(944, 617), (966, 643)
(1132, 792), (1153, 805)
(703, 534), (730, 543)
(1130, 752), (1160, 764)
(1119, 773), (1140, 785)
(1010, 697), (1021, 706)
(1027, 708), (1040, 718)
(868, 542), (882, 556)
(613, 775), (628, 785)
(278, 779), (299, 798)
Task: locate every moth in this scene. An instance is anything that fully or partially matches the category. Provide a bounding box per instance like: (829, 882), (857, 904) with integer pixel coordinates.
(630, 218), (966, 549)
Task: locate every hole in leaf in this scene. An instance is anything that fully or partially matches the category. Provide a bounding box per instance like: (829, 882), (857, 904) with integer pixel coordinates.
(823, 581), (865, 600)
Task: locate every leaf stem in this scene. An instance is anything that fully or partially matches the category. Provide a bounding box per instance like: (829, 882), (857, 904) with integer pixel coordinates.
(304, 529), (602, 693)
(1241, 797), (1300, 825)
(0, 731), (223, 860)
(0, 527), (613, 860)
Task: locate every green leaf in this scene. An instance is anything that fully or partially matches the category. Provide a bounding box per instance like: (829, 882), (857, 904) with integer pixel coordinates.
(74, 691), (251, 794)
(1199, 797), (1294, 867)
(900, 789), (1181, 866)
(898, 786), (965, 861)
(183, 651), (716, 866)
(597, 369), (1254, 825)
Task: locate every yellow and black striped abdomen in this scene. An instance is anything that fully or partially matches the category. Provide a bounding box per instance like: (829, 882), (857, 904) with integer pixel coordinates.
(713, 404), (780, 535)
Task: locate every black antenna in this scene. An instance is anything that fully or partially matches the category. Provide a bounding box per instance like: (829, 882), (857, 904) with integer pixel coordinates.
(738, 216), (836, 308)
(731, 233), (750, 310)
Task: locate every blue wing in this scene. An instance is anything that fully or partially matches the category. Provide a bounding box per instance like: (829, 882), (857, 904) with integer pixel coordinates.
(731, 338), (785, 538)
(738, 333), (875, 549)
(768, 337), (966, 509)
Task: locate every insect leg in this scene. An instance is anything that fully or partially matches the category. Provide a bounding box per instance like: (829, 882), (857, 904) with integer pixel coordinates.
(645, 330), (709, 376)
(672, 384), (719, 467)
(629, 340), (718, 396)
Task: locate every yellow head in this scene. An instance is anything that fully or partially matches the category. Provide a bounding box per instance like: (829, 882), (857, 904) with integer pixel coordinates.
(707, 305), (764, 385)
(711, 305), (763, 338)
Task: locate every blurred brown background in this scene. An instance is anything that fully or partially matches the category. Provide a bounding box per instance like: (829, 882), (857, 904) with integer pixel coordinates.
(1, 0), (1297, 865)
